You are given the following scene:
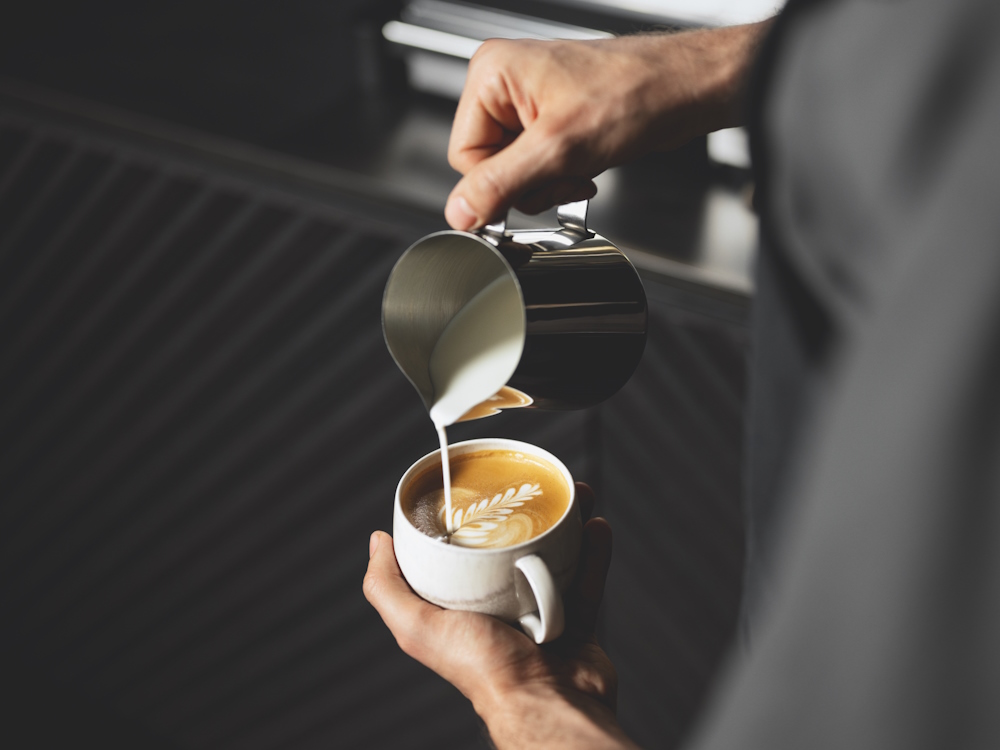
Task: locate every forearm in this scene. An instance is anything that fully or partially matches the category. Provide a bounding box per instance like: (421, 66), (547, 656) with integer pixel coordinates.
(677, 20), (774, 133)
(608, 19), (774, 153)
(477, 687), (641, 750)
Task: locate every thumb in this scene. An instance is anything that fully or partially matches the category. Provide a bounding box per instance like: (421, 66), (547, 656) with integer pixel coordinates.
(363, 531), (442, 658)
(445, 128), (572, 230)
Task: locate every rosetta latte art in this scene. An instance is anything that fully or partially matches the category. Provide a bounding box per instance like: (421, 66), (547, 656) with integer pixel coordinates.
(442, 483), (543, 547)
(403, 448), (569, 548)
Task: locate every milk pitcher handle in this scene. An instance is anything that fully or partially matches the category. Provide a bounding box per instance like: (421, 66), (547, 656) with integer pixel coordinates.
(480, 200), (592, 245)
(515, 554), (565, 644)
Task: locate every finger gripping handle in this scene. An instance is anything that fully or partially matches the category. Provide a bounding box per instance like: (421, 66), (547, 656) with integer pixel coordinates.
(515, 554), (564, 644)
(478, 200), (591, 246)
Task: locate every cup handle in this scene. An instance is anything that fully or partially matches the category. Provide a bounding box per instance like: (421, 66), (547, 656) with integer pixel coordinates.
(515, 554), (565, 644)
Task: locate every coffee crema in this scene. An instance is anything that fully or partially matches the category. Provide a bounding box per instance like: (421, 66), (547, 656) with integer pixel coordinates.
(456, 386), (533, 422)
(402, 448), (570, 549)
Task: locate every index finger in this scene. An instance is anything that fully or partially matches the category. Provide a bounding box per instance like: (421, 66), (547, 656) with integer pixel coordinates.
(576, 481), (596, 523)
(447, 43), (524, 174)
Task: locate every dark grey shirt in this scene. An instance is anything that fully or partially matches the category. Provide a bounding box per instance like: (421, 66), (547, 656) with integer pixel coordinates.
(698, 0), (1000, 746)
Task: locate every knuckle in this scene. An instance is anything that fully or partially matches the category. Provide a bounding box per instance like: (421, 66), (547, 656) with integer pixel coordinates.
(600, 659), (620, 695)
(470, 37), (504, 66)
(394, 631), (417, 657)
(590, 666), (618, 701)
(479, 165), (506, 202)
(550, 144), (574, 175)
(575, 645), (619, 698)
(448, 143), (474, 174)
(531, 121), (573, 166)
(362, 571), (381, 602)
(470, 164), (507, 215)
(405, 607), (436, 648)
(604, 663), (619, 692)
(551, 129), (587, 171)
(534, 137), (572, 177)
(394, 625), (426, 660)
(470, 38), (532, 77)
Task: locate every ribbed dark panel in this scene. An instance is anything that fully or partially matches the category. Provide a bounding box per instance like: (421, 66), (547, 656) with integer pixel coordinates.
(0, 110), (485, 750)
(602, 294), (747, 749)
(0, 97), (747, 750)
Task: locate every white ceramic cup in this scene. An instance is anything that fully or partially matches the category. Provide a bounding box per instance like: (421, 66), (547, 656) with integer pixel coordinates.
(393, 438), (581, 644)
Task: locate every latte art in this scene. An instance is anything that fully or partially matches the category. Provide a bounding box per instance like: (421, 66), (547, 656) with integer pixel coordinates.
(445, 482), (542, 547)
(402, 449), (570, 549)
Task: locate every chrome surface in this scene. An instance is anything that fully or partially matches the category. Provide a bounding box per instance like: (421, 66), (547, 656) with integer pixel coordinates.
(383, 200), (648, 411)
(382, 229), (518, 411)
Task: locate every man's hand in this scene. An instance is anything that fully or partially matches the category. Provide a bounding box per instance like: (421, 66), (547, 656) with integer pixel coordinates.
(444, 22), (771, 230)
(363, 483), (640, 749)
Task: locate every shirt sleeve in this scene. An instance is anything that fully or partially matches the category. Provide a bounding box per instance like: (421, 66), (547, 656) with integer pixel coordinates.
(691, 1), (1000, 748)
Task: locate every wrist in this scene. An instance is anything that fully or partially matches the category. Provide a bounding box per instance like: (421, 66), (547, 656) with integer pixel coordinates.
(475, 685), (637, 750)
(698, 19), (774, 130)
(640, 19), (773, 145)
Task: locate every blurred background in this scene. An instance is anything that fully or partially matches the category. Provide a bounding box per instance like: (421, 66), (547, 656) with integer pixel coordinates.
(0, 1), (777, 747)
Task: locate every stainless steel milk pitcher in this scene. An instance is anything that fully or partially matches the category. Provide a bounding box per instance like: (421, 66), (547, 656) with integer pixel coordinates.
(382, 200), (647, 411)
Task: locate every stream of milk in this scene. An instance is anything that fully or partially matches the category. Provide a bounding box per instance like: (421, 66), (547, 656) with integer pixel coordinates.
(427, 275), (524, 532)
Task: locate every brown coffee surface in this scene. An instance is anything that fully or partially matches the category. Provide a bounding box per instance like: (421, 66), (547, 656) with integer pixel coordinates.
(402, 448), (570, 548)
(456, 386), (532, 422)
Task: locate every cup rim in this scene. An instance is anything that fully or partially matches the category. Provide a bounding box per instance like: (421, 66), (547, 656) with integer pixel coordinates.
(395, 437), (577, 555)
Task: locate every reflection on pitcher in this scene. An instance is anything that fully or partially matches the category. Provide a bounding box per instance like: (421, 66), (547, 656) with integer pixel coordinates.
(457, 386), (533, 422)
